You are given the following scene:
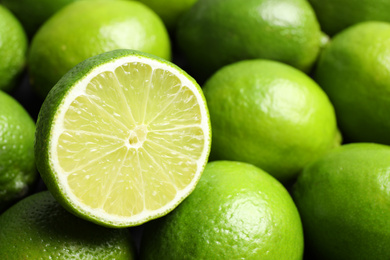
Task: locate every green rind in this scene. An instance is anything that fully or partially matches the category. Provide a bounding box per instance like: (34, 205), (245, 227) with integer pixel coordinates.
(308, 0), (390, 36)
(0, 5), (27, 92)
(292, 143), (390, 259)
(176, 0), (322, 82)
(135, 0), (198, 30)
(35, 49), (211, 228)
(141, 161), (304, 259)
(29, 0), (171, 98)
(315, 21), (390, 144)
(203, 59), (340, 183)
(1, 0), (81, 37)
(0, 91), (37, 211)
(0, 191), (136, 259)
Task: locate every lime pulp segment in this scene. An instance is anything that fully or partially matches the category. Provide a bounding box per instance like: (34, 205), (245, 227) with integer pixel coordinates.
(49, 56), (211, 225)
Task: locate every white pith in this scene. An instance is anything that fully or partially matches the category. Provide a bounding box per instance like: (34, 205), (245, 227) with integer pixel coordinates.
(48, 55), (211, 226)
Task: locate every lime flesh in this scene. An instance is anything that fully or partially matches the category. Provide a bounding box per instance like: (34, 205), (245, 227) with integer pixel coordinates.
(35, 50), (211, 227)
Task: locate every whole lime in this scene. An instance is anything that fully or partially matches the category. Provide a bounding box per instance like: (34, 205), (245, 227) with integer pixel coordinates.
(293, 143), (390, 260)
(315, 21), (390, 145)
(0, 5), (27, 92)
(135, 0), (197, 30)
(29, 0), (171, 98)
(0, 91), (36, 211)
(308, 0), (390, 36)
(0, 191), (136, 259)
(2, 0), (81, 37)
(140, 161), (304, 259)
(203, 60), (340, 183)
(176, 0), (322, 81)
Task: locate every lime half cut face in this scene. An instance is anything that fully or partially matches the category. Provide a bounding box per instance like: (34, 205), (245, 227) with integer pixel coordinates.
(36, 51), (211, 227)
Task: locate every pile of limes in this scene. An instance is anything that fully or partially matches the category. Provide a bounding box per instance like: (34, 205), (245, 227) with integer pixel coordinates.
(0, 0), (390, 259)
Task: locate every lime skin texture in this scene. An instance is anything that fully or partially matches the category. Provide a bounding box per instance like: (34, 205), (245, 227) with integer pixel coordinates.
(1, 0), (81, 37)
(176, 0), (322, 81)
(0, 91), (37, 212)
(0, 5), (27, 92)
(135, 0), (198, 30)
(315, 21), (390, 145)
(29, 0), (171, 98)
(203, 59), (340, 183)
(308, 0), (390, 36)
(0, 191), (136, 259)
(293, 143), (390, 260)
(140, 161), (304, 260)
(34, 49), (210, 228)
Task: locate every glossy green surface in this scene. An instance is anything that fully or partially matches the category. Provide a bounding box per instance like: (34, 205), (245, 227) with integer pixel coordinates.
(203, 60), (340, 183)
(293, 143), (390, 260)
(29, 0), (171, 98)
(2, 0), (81, 37)
(0, 6), (27, 92)
(0, 91), (36, 211)
(0, 191), (136, 259)
(140, 161), (303, 260)
(176, 0), (322, 82)
(315, 22), (390, 145)
(309, 0), (390, 36)
(135, 0), (197, 30)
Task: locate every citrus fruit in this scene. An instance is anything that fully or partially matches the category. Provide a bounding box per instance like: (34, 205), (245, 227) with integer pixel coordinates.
(2, 0), (80, 37)
(29, 0), (171, 98)
(140, 161), (304, 259)
(203, 60), (340, 183)
(135, 0), (197, 30)
(34, 49), (211, 228)
(0, 191), (136, 259)
(315, 21), (390, 145)
(0, 91), (37, 211)
(308, 0), (390, 36)
(0, 5), (27, 92)
(176, 0), (322, 81)
(292, 143), (390, 260)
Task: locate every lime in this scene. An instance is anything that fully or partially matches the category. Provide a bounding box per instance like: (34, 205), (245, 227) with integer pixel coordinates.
(2, 0), (80, 37)
(29, 0), (171, 98)
(308, 0), (390, 36)
(135, 0), (197, 30)
(292, 143), (390, 259)
(0, 5), (27, 92)
(0, 91), (37, 211)
(35, 49), (211, 227)
(203, 60), (340, 183)
(0, 191), (135, 259)
(315, 21), (390, 145)
(176, 0), (322, 81)
(140, 161), (304, 259)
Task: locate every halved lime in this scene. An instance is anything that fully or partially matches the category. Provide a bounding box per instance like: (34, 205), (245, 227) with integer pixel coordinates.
(35, 50), (211, 227)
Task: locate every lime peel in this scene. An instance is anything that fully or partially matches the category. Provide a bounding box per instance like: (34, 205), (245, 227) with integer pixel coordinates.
(36, 50), (211, 227)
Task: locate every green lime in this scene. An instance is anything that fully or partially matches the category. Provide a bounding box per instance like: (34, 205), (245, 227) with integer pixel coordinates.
(0, 5), (27, 92)
(2, 0), (81, 37)
(203, 60), (340, 183)
(308, 0), (390, 36)
(0, 191), (136, 259)
(140, 161), (304, 259)
(29, 0), (171, 98)
(315, 21), (390, 145)
(135, 0), (197, 30)
(292, 143), (390, 260)
(176, 0), (322, 81)
(0, 91), (36, 211)
(35, 49), (211, 227)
